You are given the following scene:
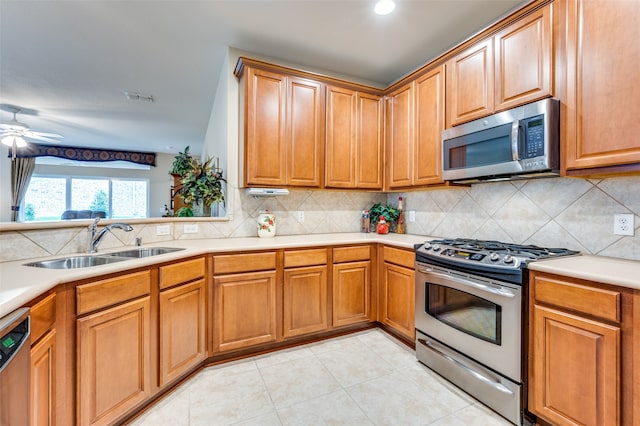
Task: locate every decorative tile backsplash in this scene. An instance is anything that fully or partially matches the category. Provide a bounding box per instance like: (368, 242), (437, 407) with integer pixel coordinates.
(1, 176), (638, 262)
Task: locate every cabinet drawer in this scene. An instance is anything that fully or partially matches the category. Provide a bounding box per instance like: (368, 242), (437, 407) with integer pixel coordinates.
(77, 270), (151, 315)
(383, 246), (414, 269)
(333, 245), (371, 263)
(213, 252), (276, 274)
(30, 292), (56, 344)
(284, 249), (327, 268)
(534, 275), (621, 323)
(159, 257), (205, 290)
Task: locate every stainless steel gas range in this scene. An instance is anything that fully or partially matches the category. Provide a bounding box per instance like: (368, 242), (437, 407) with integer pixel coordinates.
(414, 239), (578, 425)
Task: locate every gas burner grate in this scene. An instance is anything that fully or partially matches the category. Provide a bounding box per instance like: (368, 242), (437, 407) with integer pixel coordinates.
(426, 238), (579, 260)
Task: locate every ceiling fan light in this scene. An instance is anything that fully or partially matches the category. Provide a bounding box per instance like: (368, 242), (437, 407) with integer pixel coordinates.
(1, 134), (27, 147)
(1, 135), (15, 147)
(15, 136), (27, 147)
(374, 0), (395, 15)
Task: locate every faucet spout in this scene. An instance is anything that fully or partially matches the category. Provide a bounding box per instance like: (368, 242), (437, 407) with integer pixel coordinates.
(87, 220), (133, 253)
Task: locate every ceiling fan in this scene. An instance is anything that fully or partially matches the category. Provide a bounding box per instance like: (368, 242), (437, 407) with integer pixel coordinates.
(1, 108), (63, 158)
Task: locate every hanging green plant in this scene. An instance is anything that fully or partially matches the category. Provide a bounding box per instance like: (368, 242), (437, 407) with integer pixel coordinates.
(179, 157), (225, 207)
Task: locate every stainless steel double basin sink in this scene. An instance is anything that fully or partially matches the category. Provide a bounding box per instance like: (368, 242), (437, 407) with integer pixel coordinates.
(24, 247), (185, 269)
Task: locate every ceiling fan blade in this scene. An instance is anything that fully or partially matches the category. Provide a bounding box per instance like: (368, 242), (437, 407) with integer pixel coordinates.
(24, 134), (63, 143)
(28, 130), (63, 138)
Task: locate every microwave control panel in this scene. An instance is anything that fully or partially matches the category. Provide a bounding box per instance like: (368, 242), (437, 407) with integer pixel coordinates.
(523, 115), (545, 159)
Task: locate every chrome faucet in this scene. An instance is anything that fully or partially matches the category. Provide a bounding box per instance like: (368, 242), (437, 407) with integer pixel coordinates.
(87, 218), (133, 253)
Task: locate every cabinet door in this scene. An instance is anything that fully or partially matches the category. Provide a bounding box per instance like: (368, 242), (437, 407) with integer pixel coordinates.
(158, 279), (206, 387)
(563, 0), (640, 171)
(357, 92), (383, 189)
(380, 262), (415, 340)
(283, 265), (328, 338)
(213, 271), (277, 352)
(530, 304), (620, 426)
(77, 297), (151, 426)
(286, 76), (324, 187)
(494, 4), (552, 111)
(386, 82), (414, 189)
(332, 261), (371, 327)
(245, 67), (287, 186)
(446, 39), (494, 127)
(414, 66), (445, 186)
(31, 329), (56, 426)
(325, 85), (357, 188)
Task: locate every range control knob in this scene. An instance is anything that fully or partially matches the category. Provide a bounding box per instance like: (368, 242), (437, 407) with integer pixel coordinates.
(503, 254), (514, 264)
(423, 243), (431, 250)
(432, 244), (441, 252)
(489, 252), (500, 262)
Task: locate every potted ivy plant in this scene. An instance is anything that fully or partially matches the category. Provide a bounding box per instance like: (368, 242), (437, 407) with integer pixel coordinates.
(369, 202), (399, 232)
(178, 157), (225, 216)
(169, 146), (194, 177)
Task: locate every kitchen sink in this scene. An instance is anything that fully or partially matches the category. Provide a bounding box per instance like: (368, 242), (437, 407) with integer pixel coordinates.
(24, 255), (128, 269)
(105, 247), (185, 258)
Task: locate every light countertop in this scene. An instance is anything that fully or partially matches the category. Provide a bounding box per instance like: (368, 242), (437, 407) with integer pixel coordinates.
(1, 233), (638, 318)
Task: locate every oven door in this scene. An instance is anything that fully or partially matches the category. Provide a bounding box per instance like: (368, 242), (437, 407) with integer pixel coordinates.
(415, 262), (522, 382)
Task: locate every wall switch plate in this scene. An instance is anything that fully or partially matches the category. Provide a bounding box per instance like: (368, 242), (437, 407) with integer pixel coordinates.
(184, 224), (199, 234)
(297, 211), (304, 222)
(409, 211), (416, 222)
(614, 214), (634, 236)
(156, 225), (170, 236)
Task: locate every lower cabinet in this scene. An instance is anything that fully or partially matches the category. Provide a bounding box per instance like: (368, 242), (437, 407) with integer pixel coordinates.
(29, 292), (57, 426)
(332, 246), (373, 327)
(76, 270), (152, 426)
(379, 246), (415, 340)
(529, 272), (625, 426)
(158, 279), (206, 387)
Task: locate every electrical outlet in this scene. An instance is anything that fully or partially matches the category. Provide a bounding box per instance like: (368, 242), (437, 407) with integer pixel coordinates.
(297, 211), (304, 222)
(156, 225), (170, 236)
(614, 214), (634, 236)
(409, 211), (416, 222)
(184, 224), (199, 234)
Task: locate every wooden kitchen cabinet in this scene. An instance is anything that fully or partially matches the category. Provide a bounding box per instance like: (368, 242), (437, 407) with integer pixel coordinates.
(386, 65), (445, 189)
(379, 246), (415, 341)
(529, 272), (624, 426)
(158, 257), (206, 387)
(325, 86), (383, 189)
(241, 65), (324, 187)
(560, 0), (640, 173)
(76, 270), (152, 426)
(283, 249), (329, 338)
(332, 246), (373, 327)
(29, 293), (57, 426)
(212, 252), (278, 352)
(446, 3), (552, 127)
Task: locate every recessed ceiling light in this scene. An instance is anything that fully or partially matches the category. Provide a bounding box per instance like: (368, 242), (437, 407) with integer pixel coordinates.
(374, 0), (395, 15)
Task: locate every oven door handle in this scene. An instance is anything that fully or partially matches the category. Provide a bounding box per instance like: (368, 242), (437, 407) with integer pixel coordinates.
(417, 268), (516, 299)
(418, 338), (514, 396)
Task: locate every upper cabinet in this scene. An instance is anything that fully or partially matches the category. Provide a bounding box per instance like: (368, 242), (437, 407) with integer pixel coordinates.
(386, 65), (445, 189)
(446, 4), (553, 127)
(325, 86), (383, 189)
(241, 65), (324, 187)
(561, 0), (640, 173)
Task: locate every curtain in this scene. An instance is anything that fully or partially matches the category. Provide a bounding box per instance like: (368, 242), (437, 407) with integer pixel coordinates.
(12, 143), (156, 167)
(11, 157), (36, 221)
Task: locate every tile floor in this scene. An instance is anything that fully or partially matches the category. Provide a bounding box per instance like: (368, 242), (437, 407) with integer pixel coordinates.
(130, 329), (511, 426)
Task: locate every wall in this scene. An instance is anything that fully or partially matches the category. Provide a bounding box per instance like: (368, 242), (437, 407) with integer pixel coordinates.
(389, 176), (640, 260)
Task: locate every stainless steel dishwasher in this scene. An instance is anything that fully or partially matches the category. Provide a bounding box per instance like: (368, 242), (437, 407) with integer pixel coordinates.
(0, 307), (30, 426)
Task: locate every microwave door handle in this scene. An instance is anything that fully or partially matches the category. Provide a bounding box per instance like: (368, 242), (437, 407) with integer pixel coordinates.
(417, 268), (516, 299)
(511, 121), (524, 161)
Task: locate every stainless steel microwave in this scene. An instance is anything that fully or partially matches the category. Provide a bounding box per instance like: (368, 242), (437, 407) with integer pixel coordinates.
(442, 98), (560, 183)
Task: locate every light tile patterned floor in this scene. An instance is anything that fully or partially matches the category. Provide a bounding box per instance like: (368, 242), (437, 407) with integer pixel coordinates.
(130, 329), (511, 426)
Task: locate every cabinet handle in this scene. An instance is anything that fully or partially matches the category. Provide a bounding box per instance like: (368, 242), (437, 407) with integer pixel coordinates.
(417, 338), (514, 396)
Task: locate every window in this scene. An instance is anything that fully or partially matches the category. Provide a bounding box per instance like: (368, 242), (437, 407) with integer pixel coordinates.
(22, 175), (149, 221)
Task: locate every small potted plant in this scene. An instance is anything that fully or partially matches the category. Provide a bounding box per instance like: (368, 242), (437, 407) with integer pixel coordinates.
(369, 203), (399, 232)
(178, 157), (225, 216)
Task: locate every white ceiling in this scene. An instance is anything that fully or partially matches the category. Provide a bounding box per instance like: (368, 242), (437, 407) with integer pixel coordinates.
(0, 0), (527, 156)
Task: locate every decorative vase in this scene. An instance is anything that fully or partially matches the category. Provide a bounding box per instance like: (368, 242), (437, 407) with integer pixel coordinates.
(191, 201), (211, 217)
(257, 210), (276, 238)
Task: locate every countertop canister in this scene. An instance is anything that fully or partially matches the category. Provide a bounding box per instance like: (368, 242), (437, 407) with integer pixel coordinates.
(257, 210), (276, 238)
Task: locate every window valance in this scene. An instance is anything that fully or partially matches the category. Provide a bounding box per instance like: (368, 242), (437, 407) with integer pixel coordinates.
(10, 143), (156, 167)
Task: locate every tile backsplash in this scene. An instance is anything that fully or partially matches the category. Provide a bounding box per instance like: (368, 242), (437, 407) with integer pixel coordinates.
(1, 176), (638, 262)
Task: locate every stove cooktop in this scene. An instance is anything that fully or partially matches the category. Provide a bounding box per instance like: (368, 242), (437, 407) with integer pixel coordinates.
(415, 238), (580, 282)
